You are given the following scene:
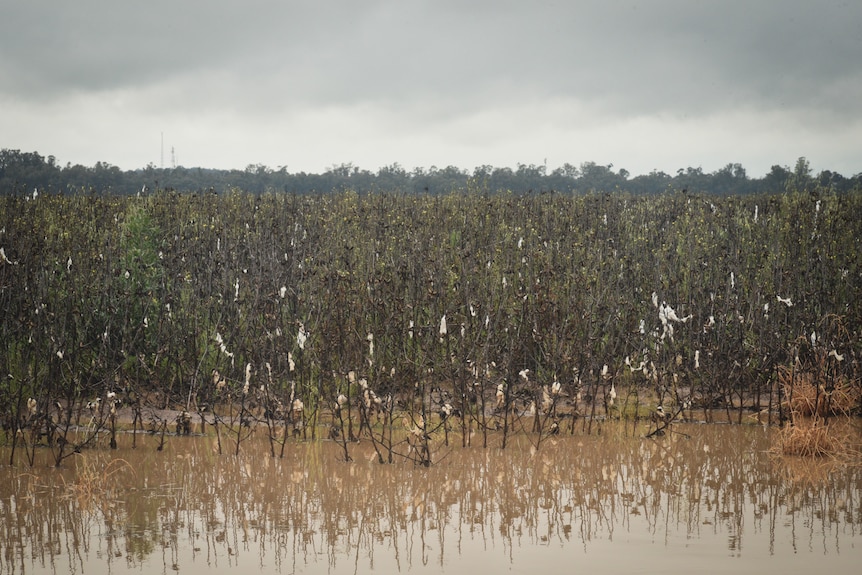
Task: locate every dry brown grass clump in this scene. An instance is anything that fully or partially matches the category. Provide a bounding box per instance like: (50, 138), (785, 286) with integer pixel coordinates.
(772, 417), (844, 457)
(774, 359), (861, 459)
(778, 368), (860, 417)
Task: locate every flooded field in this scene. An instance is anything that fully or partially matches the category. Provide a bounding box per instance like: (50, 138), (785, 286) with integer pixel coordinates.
(2, 422), (861, 574)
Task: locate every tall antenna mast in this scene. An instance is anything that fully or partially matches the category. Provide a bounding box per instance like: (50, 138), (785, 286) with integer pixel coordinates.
(161, 132), (164, 169)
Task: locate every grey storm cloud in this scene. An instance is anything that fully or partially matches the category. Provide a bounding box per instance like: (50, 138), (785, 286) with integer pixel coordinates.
(1, 0), (860, 174)
(5, 1), (859, 112)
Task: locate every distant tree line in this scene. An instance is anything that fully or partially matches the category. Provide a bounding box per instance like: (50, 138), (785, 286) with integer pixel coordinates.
(1, 148), (859, 196)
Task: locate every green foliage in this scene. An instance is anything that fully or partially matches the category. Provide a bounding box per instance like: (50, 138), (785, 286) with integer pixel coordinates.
(120, 202), (163, 290)
(4, 148), (862, 196)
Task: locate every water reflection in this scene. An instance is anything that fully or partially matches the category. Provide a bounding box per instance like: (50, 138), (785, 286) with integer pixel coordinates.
(2, 423), (860, 574)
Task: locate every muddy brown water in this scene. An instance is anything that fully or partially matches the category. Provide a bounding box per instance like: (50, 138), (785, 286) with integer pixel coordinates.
(2, 422), (860, 574)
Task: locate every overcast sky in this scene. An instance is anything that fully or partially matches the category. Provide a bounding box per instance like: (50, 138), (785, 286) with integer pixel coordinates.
(2, 1), (860, 177)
